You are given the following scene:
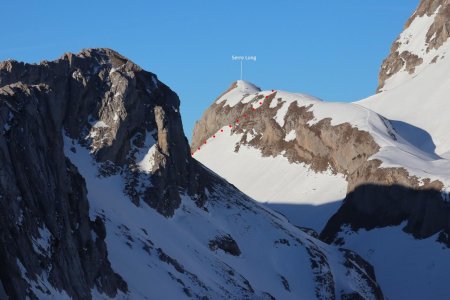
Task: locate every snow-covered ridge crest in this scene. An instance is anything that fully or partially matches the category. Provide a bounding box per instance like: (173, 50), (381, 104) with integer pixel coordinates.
(197, 80), (450, 191)
(215, 80), (261, 107)
(215, 80), (321, 109)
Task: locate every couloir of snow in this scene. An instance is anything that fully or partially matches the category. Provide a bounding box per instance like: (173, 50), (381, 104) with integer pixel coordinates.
(337, 223), (450, 300)
(135, 131), (157, 173)
(62, 134), (377, 299)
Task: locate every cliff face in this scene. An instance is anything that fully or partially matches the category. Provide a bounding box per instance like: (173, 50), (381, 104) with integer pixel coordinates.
(0, 49), (208, 217)
(0, 48), (211, 299)
(0, 76), (126, 298)
(377, 0), (450, 92)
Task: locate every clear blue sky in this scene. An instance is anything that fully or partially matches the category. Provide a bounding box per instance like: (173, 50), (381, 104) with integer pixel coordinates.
(1, 1), (418, 140)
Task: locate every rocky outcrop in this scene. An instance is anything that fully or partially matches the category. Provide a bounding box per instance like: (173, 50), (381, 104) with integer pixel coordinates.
(377, 0), (450, 92)
(377, 45), (423, 91)
(0, 48), (213, 299)
(425, 1), (450, 50)
(208, 234), (241, 256)
(192, 82), (448, 246)
(339, 248), (384, 300)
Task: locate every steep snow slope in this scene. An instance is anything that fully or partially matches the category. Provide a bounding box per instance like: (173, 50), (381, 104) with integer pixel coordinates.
(64, 133), (383, 300)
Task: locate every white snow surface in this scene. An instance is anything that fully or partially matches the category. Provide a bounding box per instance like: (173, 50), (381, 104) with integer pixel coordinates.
(92, 120), (109, 128)
(135, 131), (157, 173)
(137, 145), (158, 173)
(284, 130), (296, 142)
(63, 133), (378, 299)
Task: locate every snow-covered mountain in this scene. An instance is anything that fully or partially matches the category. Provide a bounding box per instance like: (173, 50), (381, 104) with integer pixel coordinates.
(191, 1), (450, 299)
(192, 80), (450, 231)
(0, 49), (384, 299)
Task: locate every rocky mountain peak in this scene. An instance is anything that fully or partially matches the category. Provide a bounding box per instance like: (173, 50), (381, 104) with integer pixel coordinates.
(213, 80), (261, 107)
(0, 48), (214, 298)
(234, 80), (261, 92)
(193, 72), (450, 248)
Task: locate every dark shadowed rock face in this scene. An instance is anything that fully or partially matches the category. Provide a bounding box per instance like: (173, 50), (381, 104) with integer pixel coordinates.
(321, 184), (450, 246)
(0, 83), (127, 299)
(0, 48), (211, 299)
